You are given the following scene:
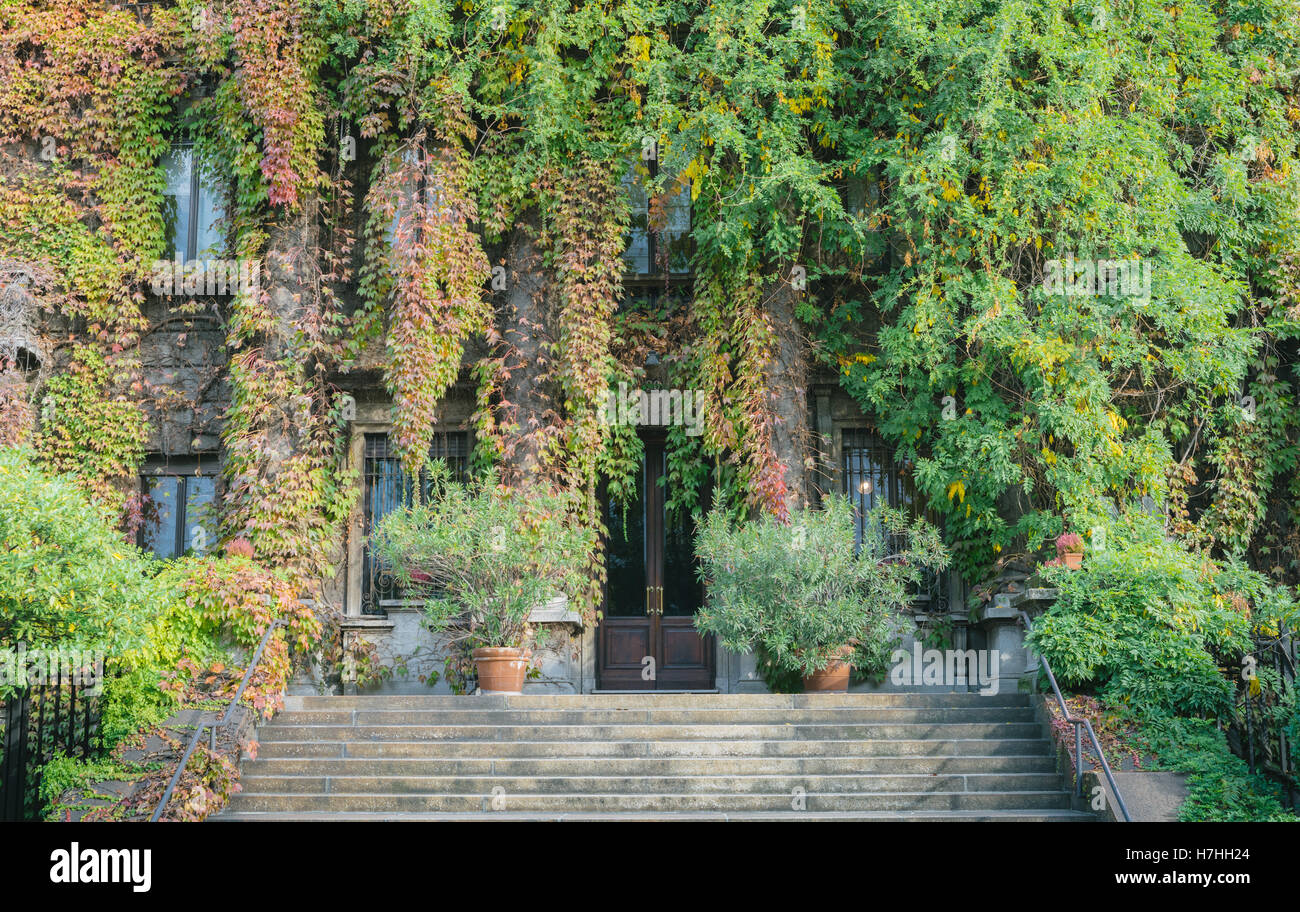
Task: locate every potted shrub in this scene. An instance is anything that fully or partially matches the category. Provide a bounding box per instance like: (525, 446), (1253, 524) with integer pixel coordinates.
(694, 496), (949, 693)
(372, 464), (596, 694)
(1056, 532), (1085, 570)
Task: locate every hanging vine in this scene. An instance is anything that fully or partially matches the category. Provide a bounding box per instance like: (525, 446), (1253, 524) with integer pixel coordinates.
(372, 114), (491, 473)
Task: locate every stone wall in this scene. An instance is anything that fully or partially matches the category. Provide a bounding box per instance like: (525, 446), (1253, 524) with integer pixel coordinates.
(139, 298), (228, 457)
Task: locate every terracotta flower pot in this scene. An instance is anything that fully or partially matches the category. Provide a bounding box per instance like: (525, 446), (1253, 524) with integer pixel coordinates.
(1063, 551), (1083, 570)
(472, 647), (532, 694)
(802, 646), (854, 693)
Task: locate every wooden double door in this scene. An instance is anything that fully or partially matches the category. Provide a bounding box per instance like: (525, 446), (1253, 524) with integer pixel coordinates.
(598, 433), (714, 690)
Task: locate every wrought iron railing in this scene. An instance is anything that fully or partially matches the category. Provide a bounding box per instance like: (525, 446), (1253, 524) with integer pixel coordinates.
(1, 659), (109, 821)
(1018, 611), (1132, 822)
(1239, 621), (1296, 808)
(361, 431), (468, 614)
(150, 619), (284, 822)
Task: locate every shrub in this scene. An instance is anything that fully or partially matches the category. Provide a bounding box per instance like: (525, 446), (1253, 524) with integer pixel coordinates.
(0, 446), (170, 655)
(694, 496), (949, 685)
(1131, 714), (1294, 822)
(1028, 513), (1298, 717)
(373, 465), (598, 650)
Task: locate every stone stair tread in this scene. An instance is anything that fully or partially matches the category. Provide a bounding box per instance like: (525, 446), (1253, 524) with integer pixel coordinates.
(239, 772), (1064, 783)
(215, 808), (1096, 821)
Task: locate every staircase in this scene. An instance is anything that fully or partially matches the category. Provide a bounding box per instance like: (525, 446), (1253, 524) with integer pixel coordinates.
(216, 692), (1096, 820)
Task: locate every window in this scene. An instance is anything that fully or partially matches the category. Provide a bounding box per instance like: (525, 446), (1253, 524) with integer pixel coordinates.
(384, 148), (448, 248)
(841, 427), (914, 552)
(361, 431), (470, 614)
(843, 172), (891, 273)
(161, 143), (223, 261)
(841, 428), (945, 609)
(139, 459), (218, 559)
(621, 159), (691, 277)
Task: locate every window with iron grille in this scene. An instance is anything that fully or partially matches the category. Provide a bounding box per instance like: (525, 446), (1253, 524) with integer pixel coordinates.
(841, 428), (914, 549)
(361, 431), (470, 615)
(841, 428), (945, 609)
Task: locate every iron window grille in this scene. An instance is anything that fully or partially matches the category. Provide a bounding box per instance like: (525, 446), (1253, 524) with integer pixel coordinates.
(361, 431), (469, 615)
(840, 428), (946, 612)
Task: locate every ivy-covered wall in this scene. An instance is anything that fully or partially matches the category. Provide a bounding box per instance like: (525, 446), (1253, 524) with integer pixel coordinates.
(1, 0), (1298, 607)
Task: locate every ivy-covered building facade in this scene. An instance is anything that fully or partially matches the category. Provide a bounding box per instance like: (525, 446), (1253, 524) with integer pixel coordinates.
(110, 138), (969, 694)
(3, 0), (1298, 708)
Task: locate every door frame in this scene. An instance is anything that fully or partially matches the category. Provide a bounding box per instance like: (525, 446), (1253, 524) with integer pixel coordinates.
(596, 431), (714, 690)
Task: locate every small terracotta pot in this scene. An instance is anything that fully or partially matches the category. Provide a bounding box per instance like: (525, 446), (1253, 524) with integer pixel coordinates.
(802, 646), (854, 693)
(472, 647), (532, 694)
(1063, 551), (1083, 570)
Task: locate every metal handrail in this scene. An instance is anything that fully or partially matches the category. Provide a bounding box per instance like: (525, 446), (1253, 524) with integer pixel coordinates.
(150, 619), (285, 822)
(1018, 611), (1132, 822)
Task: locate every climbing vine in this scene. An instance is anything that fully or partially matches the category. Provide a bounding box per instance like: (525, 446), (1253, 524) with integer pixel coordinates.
(3, 0), (1300, 596)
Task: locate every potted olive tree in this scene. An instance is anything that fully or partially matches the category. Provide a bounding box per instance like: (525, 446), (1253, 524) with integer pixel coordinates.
(373, 464), (596, 694)
(694, 496), (949, 693)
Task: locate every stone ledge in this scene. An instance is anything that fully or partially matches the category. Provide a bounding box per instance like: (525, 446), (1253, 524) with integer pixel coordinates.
(371, 595), (581, 626)
(339, 615), (396, 632)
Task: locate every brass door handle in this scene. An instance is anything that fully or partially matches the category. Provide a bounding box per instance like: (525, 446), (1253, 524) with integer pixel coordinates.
(646, 586), (665, 616)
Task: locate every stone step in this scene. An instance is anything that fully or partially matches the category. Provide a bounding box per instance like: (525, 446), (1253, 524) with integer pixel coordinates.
(242, 754), (1059, 777)
(226, 789), (1074, 813)
(215, 808), (1096, 822)
(222, 691), (1081, 821)
(254, 737), (1056, 759)
(237, 772), (1065, 795)
(269, 707), (1036, 725)
(256, 722), (1046, 742)
(285, 693), (1029, 711)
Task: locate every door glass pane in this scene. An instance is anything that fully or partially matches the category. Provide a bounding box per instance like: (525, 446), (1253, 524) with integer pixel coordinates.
(661, 508), (700, 617)
(142, 476), (181, 558)
(161, 148), (193, 261)
(604, 459), (646, 617)
(662, 467), (709, 617)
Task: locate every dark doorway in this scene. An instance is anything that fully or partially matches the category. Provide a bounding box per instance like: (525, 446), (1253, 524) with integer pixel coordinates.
(598, 432), (714, 690)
